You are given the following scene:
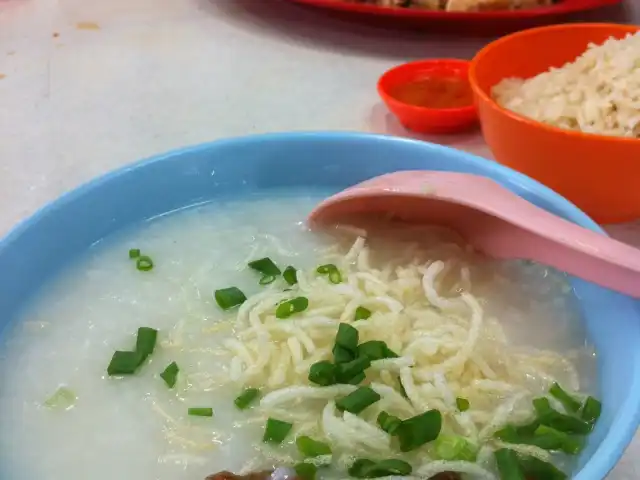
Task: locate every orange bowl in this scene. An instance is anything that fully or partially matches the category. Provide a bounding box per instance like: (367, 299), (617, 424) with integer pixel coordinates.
(469, 23), (640, 224)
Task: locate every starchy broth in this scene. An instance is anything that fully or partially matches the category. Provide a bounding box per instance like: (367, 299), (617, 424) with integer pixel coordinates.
(0, 191), (597, 480)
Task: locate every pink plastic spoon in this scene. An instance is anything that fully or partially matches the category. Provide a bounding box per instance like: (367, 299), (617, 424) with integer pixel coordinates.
(308, 171), (640, 298)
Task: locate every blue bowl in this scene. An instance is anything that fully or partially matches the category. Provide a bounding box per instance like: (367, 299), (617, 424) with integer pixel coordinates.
(0, 132), (639, 479)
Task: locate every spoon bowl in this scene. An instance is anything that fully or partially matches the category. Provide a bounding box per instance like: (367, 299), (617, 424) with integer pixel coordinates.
(309, 170), (640, 298)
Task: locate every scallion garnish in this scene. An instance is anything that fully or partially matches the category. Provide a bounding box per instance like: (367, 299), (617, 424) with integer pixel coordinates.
(494, 448), (526, 480)
(188, 407), (213, 417)
(377, 411), (402, 435)
(354, 306), (372, 321)
(581, 396), (602, 425)
(263, 418), (293, 444)
(135, 327), (158, 359)
(335, 386), (380, 414)
(294, 462), (317, 480)
(332, 344), (354, 364)
(259, 275), (276, 285)
(533, 397), (591, 434)
(517, 452), (567, 479)
(308, 361), (336, 386)
(128, 248), (140, 259)
(335, 356), (371, 383)
(357, 340), (397, 361)
(348, 459), (376, 478)
(395, 409), (442, 452)
(248, 257), (281, 277)
(107, 350), (143, 375)
(296, 436), (332, 457)
(275, 296), (309, 319)
(500, 423), (583, 454)
(159, 361), (179, 388)
(136, 255), (154, 271)
(107, 326), (158, 376)
(434, 434), (478, 461)
(456, 397), (470, 412)
(335, 323), (359, 353)
(317, 264), (342, 284)
(44, 386), (77, 410)
(344, 371), (366, 385)
(215, 287), (247, 310)
(549, 383), (581, 413)
(234, 388), (260, 410)
(348, 458), (412, 478)
(283, 266), (298, 286)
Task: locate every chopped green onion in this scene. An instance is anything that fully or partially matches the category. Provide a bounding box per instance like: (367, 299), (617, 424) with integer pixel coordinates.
(275, 296), (309, 319)
(344, 371), (366, 385)
(106, 326), (158, 376)
(234, 388), (260, 410)
(107, 350), (144, 375)
(332, 345), (355, 364)
(549, 383), (581, 413)
(159, 361), (179, 388)
(517, 453), (567, 480)
(308, 361), (336, 386)
(494, 448), (526, 480)
(328, 269), (342, 284)
(248, 257), (281, 277)
(294, 462), (317, 480)
(396, 409), (442, 452)
(581, 396), (602, 425)
(215, 287), (247, 310)
(296, 436), (332, 457)
(44, 386), (76, 410)
(536, 425), (583, 455)
(263, 418), (293, 444)
(128, 248), (140, 259)
(434, 434), (478, 461)
(335, 386), (381, 414)
(368, 459), (412, 477)
(456, 397), (470, 412)
(335, 356), (371, 383)
(188, 407), (213, 417)
(136, 327), (158, 359)
(377, 411), (402, 435)
(533, 397), (553, 415)
(496, 424), (582, 455)
(357, 340), (398, 361)
(317, 264), (342, 284)
(136, 255), (154, 271)
(316, 264), (335, 274)
(354, 306), (372, 321)
(259, 275), (276, 285)
(335, 323), (359, 353)
(533, 397), (591, 434)
(348, 459), (377, 478)
(283, 266), (298, 286)
(348, 458), (412, 478)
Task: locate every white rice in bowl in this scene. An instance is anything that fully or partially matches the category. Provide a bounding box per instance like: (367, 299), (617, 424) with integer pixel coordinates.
(491, 31), (640, 138)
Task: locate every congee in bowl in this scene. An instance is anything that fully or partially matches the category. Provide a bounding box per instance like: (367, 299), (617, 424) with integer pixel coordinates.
(0, 133), (639, 480)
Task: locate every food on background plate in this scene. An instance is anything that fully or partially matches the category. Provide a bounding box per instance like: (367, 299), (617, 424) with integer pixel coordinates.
(492, 32), (640, 139)
(0, 194), (600, 480)
(339, 0), (555, 12)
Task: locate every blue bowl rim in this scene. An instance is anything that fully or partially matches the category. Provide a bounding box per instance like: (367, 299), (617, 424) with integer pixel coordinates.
(0, 130), (638, 479)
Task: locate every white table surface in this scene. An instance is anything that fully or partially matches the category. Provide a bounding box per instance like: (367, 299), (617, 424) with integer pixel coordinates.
(1, 0), (640, 477)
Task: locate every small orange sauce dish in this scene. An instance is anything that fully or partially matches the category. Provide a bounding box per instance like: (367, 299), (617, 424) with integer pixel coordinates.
(377, 59), (477, 135)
